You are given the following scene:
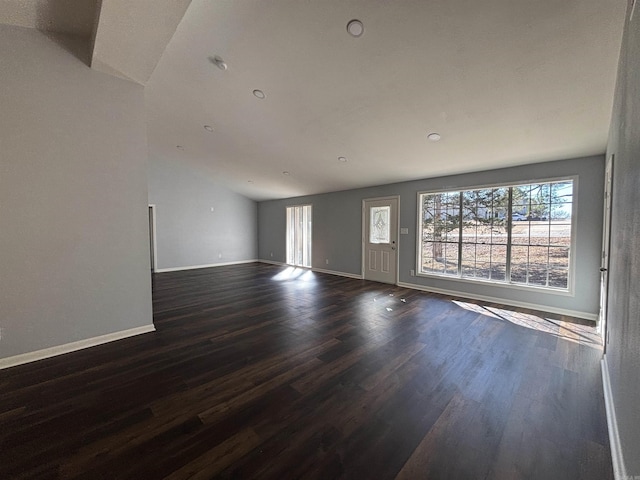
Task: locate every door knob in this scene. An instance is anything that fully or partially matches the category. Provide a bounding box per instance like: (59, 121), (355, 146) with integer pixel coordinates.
(600, 268), (607, 272)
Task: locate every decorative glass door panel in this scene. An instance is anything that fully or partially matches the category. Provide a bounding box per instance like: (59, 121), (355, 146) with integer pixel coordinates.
(370, 206), (391, 244)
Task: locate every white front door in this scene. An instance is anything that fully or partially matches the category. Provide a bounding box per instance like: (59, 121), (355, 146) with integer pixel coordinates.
(363, 196), (399, 284)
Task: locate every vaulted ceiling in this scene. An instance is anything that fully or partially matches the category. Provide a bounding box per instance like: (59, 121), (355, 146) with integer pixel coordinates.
(1, 0), (627, 201)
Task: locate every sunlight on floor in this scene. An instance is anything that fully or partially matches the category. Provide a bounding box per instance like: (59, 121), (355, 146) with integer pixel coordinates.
(272, 267), (316, 282)
(452, 300), (602, 348)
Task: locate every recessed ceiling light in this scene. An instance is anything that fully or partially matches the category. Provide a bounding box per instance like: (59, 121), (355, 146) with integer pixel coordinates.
(338, 156), (347, 162)
(204, 125), (214, 132)
(176, 145), (184, 150)
(427, 133), (442, 142)
(347, 19), (364, 37)
(248, 180), (253, 183)
(253, 89), (266, 99)
(283, 171), (290, 175)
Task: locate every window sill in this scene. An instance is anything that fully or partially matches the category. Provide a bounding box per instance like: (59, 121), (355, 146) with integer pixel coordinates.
(414, 271), (574, 297)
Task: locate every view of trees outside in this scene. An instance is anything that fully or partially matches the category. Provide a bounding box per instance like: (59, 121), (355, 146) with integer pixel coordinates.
(420, 181), (573, 289)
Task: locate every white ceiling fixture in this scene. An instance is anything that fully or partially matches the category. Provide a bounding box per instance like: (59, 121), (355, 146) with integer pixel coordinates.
(204, 125), (214, 132)
(253, 89), (266, 99)
(176, 145), (184, 150)
(283, 171), (290, 175)
(347, 19), (364, 37)
(427, 133), (442, 142)
(338, 156), (347, 162)
(211, 55), (227, 70)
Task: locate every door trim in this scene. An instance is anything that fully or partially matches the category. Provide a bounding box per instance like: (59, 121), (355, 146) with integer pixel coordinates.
(148, 204), (158, 273)
(286, 204), (313, 268)
(361, 195), (400, 283)
(599, 154), (614, 347)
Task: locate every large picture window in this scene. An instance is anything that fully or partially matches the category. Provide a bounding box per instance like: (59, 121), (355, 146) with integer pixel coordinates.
(419, 179), (574, 290)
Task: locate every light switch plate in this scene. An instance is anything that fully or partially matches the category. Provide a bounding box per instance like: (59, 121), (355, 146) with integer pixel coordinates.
(400, 228), (409, 234)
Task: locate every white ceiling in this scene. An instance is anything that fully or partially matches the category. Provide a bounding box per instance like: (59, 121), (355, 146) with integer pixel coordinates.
(145, 0), (627, 201)
(1, 0), (627, 201)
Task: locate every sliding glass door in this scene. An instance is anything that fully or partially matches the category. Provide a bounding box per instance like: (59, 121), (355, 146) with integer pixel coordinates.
(286, 205), (312, 268)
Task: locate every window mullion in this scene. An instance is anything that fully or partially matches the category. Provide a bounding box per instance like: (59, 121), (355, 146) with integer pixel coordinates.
(506, 187), (513, 282)
(458, 192), (463, 277)
(418, 179), (571, 291)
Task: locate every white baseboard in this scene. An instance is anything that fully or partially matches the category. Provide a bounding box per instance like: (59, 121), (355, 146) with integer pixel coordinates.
(258, 260), (362, 280)
(259, 259), (285, 266)
(258, 264), (590, 318)
(311, 267), (362, 280)
(396, 281), (597, 321)
(155, 259), (259, 273)
(602, 355), (627, 480)
(0, 324), (156, 370)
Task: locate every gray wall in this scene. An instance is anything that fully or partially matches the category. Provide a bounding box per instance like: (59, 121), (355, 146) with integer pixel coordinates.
(148, 155), (258, 270)
(259, 156), (604, 318)
(0, 26), (153, 359)
(604, 0), (640, 474)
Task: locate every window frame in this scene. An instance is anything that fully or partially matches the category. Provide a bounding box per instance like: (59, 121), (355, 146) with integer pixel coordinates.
(286, 204), (313, 268)
(415, 175), (578, 296)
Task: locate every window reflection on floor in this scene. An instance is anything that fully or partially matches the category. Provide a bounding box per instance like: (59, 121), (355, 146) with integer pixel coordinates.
(452, 300), (601, 349)
(272, 267), (315, 282)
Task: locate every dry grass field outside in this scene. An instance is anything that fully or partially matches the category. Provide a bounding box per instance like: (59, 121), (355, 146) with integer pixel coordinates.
(421, 220), (572, 288)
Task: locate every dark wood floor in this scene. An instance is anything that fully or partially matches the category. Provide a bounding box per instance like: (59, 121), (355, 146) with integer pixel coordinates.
(0, 263), (612, 479)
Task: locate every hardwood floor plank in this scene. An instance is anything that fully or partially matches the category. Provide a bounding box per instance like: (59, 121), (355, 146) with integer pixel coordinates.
(164, 427), (262, 480)
(0, 263), (612, 479)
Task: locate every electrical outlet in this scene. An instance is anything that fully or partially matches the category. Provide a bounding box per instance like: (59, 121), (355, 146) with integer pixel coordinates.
(410, 269), (415, 276)
(270, 252), (274, 257)
(325, 259), (329, 265)
(218, 253), (222, 259)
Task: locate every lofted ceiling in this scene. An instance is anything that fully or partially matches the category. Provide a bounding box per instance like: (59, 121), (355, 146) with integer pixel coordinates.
(1, 0), (627, 201)
(146, 0), (626, 201)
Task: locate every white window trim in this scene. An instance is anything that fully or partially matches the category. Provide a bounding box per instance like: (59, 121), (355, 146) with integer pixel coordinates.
(286, 204), (313, 268)
(415, 175), (578, 295)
